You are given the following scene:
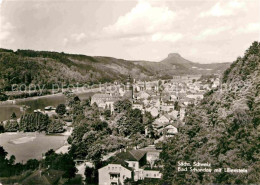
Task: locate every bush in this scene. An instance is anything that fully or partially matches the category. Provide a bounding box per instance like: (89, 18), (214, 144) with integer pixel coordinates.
(0, 92), (8, 101)
(56, 104), (67, 116)
(0, 122), (5, 133)
(47, 119), (65, 133)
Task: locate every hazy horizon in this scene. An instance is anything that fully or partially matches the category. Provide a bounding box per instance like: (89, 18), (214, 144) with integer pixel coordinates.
(0, 0), (259, 64)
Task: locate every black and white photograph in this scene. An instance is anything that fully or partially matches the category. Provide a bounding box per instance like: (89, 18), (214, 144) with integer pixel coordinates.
(0, 0), (259, 184)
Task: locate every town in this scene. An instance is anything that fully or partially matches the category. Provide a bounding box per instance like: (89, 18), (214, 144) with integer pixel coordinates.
(0, 74), (220, 184)
(0, 0), (258, 182)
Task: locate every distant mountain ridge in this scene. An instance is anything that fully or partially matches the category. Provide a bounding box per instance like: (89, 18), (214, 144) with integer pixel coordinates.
(134, 52), (230, 78)
(0, 48), (230, 91)
(161, 53), (193, 64)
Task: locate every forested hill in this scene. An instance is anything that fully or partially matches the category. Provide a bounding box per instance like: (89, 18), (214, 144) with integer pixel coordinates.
(0, 48), (229, 91)
(0, 49), (153, 91)
(160, 41), (260, 184)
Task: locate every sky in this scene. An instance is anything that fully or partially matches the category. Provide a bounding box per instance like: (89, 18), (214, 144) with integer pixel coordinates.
(0, 0), (259, 63)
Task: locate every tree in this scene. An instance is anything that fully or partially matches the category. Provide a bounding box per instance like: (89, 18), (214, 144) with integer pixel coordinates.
(0, 146), (8, 160)
(44, 150), (77, 179)
(117, 109), (144, 136)
(45, 149), (55, 157)
(47, 119), (64, 133)
(91, 120), (108, 131)
(114, 99), (132, 113)
(0, 122), (5, 133)
(56, 154), (77, 178)
(103, 109), (111, 120)
(5, 120), (19, 132)
(0, 146), (29, 177)
(85, 166), (98, 184)
(65, 92), (81, 108)
(0, 92), (8, 101)
(124, 178), (136, 185)
(87, 144), (103, 168)
(74, 96), (81, 103)
(25, 159), (40, 170)
(158, 80), (164, 92)
(56, 104), (66, 116)
(143, 111), (154, 125)
(19, 112), (50, 132)
(9, 155), (16, 165)
(10, 112), (17, 119)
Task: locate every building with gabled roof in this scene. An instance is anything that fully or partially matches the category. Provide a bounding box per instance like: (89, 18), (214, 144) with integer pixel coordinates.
(98, 147), (162, 184)
(146, 106), (159, 117)
(165, 125), (178, 137)
(91, 93), (120, 112)
(98, 164), (132, 185)
(135, 91), (151, 100)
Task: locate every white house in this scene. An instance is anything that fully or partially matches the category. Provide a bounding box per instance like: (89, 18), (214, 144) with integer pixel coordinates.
(156, 115), (170, 124)
(153, 115), (171, 129)
(136, 91), (151, 100)
(143, 170), (162, 179)
(165, 125), (178, 137)
(168, 110), (179, 119)
(91, 93), (119, 112)
(143, 99), (150, 106)
(212, 78), (220, 88)
(186, 93), (204, 100)
(146, 106), (159, 117)
(140, 145), (161, 169)
(91, 93), (111, 106)
(161, 104), (174, 112)
(132, 103), (144, 111)
(98, 164), (132, 185)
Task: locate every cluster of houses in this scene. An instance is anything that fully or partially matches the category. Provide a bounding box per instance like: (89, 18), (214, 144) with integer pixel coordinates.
(98, 145), (162, 185)
(91, 75), (220, 141)
(90, 75), (220, 184)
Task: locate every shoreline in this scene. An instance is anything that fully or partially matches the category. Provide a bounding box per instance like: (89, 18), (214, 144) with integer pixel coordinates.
(0, 87), (100, 106)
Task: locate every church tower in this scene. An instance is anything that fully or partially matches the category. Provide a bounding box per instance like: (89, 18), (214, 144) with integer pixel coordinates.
(124, 75), (133, 101)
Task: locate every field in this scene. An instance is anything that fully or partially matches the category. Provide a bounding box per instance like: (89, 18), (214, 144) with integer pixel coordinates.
(0, 132), (68, 163)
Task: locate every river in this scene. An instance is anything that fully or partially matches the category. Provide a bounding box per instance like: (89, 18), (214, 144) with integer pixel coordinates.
(0, 91), (95, 121)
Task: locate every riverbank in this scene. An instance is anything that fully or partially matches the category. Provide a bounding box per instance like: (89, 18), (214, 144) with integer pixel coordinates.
(0, 88), (98, 121)
(0, 86), (101, 106)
